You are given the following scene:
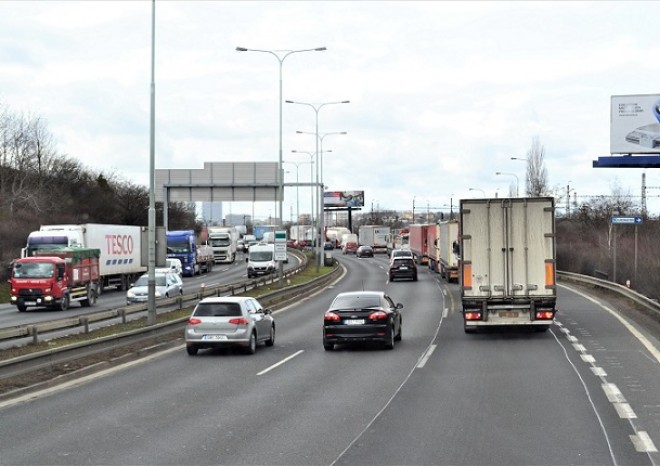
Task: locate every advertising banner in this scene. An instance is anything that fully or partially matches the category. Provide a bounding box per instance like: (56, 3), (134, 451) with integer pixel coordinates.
(324, 191), (364, 208)
(611, 94), (660, 154)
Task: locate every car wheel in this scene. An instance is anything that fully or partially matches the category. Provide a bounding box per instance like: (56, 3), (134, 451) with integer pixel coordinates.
(17, 303), (27, 312)
(389, 274), (394, 282)
(186, 345), (198, 356)
(60, 294), (70, 311)
(246, 332), (257, 354)
(395, 320), (402, 341)
(384, 327), (395, 350)
(413, 273), (418, 281)
(323, 341), (334, 351)
(534, 326), (550, 332)
(265, 325), (275, 346)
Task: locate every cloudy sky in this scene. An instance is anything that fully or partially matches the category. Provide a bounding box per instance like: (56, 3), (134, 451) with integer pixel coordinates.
(2, 1), (660, 221)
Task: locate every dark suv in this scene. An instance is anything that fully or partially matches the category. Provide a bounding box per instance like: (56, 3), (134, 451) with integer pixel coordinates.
(389, 257), (417, 281)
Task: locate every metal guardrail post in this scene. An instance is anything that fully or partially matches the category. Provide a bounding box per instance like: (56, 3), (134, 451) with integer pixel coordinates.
(30, 326), (38, 345)
(81, 317), (89, 334)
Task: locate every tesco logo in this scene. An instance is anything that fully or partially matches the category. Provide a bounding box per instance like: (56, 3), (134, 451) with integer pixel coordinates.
(106, 234), (134, 255)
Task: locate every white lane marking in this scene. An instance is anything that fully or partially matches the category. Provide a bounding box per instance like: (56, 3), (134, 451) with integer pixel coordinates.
(614, 403), (637, 419)
(631, 431), (659, 453)
(417, 345), (437, 369)
(560, 327), (570, 334)
(567, 335), (578, 343)
(591, 367), (608, 377)
(602, 383), (627, 403)
(573, 343), (587, 352)
(560, 284), (660, 364)
(257, 350), (304, 376)
(581, 354), (596, 363)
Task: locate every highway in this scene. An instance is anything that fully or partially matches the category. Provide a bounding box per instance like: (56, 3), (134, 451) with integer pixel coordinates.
(1, 251), (659, 465)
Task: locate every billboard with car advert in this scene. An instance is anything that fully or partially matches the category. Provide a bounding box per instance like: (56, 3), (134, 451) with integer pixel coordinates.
(324, 191), (364, 208)
(611, 94), (660, 154)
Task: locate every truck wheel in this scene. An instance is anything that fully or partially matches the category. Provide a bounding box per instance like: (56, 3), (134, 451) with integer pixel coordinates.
(60, 294), (70, 311)
(17, 303), (27, 312)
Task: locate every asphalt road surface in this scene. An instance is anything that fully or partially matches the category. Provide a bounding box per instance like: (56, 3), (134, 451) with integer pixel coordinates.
(1, 251), (659, 465)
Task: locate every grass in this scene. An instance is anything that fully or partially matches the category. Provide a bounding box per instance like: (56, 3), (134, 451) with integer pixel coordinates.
(0, 253), (336, 361)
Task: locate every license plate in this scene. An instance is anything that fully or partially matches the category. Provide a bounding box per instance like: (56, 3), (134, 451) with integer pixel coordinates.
(203, 335), (228, 340)
(400, 266), (408, 270)
(344, 319), (365, 325)
(499, 311), (519, 318)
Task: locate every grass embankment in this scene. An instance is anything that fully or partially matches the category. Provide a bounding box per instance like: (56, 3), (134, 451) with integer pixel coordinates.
(0, 253), (336, 361)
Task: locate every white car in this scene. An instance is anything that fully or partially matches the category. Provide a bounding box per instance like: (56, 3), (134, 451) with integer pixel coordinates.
(166, 258), (183, 276)
(127, 272), (184, 305)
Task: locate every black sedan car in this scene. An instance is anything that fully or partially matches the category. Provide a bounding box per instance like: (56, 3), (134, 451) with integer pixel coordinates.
(322, 291), (403, 351)
(356, 245), (374, 258)
(389, 257), (418, 281)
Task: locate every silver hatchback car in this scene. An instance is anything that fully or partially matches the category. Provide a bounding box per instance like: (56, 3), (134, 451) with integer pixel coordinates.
(185, 296), (275, 355)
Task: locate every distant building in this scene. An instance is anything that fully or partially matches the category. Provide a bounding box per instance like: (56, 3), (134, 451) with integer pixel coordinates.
(200, 202), (223, 225)
(226, 213), (251, 227)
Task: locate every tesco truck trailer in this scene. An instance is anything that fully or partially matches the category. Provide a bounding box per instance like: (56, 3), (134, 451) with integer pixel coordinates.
(22, 224), (146, 292)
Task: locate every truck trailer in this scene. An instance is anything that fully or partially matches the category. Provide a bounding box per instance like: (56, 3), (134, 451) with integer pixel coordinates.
(358, 225), (391, 254)
(437, 220), (460, 282)
(460, 197), (557, 333)
(408, 224), (431, 265)
(166, 230), (214, 277)
(22, 224), (146, 291)
(10, 247), (100, 312)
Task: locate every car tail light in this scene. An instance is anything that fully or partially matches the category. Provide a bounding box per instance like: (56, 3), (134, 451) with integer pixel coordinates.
(464, 311), (481, 320)
(229, 317), (249, 325)
(324, 311), (341, 322)
(188, 318), (202, 325)
(368, 310), (388, 320)
(535, 310), (555, 320)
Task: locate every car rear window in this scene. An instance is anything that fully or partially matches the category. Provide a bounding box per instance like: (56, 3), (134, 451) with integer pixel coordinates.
(393, 258), (415, 267)
(331, 295), (381, 309)
(194, 302), (242, 317)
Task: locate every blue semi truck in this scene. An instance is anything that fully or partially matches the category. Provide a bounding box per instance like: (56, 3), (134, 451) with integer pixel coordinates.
(166, 230), (214, 277)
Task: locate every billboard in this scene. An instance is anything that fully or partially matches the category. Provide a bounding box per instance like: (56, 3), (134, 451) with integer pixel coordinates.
(611, 94), (660, 154)
(324, 190), (364, 208)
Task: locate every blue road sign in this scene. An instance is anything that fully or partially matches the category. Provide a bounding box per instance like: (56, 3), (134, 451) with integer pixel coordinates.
(611, 216), (643, 224)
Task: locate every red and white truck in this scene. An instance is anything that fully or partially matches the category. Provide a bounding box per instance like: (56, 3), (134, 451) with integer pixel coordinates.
(408, 224), (431, 265)
(10, 247), (101, 312)
(22, 224), (147, 292)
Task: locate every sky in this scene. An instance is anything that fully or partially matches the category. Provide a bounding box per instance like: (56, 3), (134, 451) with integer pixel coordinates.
(2, 1), (660, 222)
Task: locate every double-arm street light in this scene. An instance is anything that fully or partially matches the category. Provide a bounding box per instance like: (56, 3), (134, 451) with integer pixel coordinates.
(297, 131), (347, 199)
(283, 159), (313, 240)
(286, 99), (350, 269)
(495, 171), (519, 197)
(235, 46), (326, 226)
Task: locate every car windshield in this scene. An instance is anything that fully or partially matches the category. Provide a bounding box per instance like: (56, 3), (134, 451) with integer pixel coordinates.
(194, 302), (242, 317)
(134, 275), (168, 287)
(331, 295), (382, 310)
(250, 251), (273, 261)
(12, 262), (54, 278)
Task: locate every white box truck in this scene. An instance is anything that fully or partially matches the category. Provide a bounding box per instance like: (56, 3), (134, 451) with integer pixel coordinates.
(207, 227), (238, 264)
(460, 198), (557, 333)
(23, 224), (147, 292)
(437, 220), (460, 282)
(358, 225), (391, 254)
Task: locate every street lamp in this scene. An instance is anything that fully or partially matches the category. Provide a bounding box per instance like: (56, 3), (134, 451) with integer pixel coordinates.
(287, 99), (350, 269)
(297, 131), (347, 197)
(495, 171), (519, 197)
(235, 46), (326, 227)
(291, 149), (331, 248)
(283, 159), (313, 241)
(468, 187), (486, 197)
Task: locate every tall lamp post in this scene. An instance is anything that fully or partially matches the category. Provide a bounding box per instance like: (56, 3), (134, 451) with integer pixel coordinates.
(283, 160), (313, 241)
(286, 99), (350, 269)
(495, 171), (519, 197)
(468, 187), (486, 197)
(235, 46), (326, 226)
(297, 130), (347, 207)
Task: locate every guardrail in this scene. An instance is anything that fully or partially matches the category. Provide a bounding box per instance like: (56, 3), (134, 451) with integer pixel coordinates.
(558, 271), (660, 317)
(0, 249), (311, 346)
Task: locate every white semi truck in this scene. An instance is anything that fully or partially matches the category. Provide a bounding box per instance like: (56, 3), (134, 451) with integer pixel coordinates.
(437, 220), (460, 282)
(358, 225), (391, 254)
(22, 224), (148, 291)
(460, 197), (557, 333)
(207, 227), (238, 263)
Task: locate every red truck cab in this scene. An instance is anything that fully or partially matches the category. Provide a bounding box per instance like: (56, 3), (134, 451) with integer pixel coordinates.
(10, 247), (100, 312)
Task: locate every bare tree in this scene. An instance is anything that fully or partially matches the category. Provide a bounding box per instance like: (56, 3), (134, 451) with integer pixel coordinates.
(525, 136), (550, 196)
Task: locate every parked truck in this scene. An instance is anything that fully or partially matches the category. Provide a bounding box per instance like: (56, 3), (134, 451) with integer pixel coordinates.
(460, 197), (557, 333)
(166, 230), (214, 277)
(207, 227), (238, 264)
(436, 220), (460, 281)
(358, 225), (391, 254)
(22, 224), (147, 291)
(408, 224), (431, 265)
(10, 247), (100, 312)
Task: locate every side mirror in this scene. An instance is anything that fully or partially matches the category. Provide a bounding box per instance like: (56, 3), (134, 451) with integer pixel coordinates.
(264, 309), (272, 315)
(396, 303), (404, 309)
(245, 257), (249, 263)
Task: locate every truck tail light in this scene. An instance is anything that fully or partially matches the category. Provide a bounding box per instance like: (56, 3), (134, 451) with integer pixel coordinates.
(545, 261), (555, 287)
(462, 264), (472, 288)
(324, 311), (341, 322)
(464, 311), (481, 320)
(535, 310), (555, 320)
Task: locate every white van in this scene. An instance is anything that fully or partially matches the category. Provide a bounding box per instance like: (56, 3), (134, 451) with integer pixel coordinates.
(246, 243), (276, 279)
(166, 258), (183, 277)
